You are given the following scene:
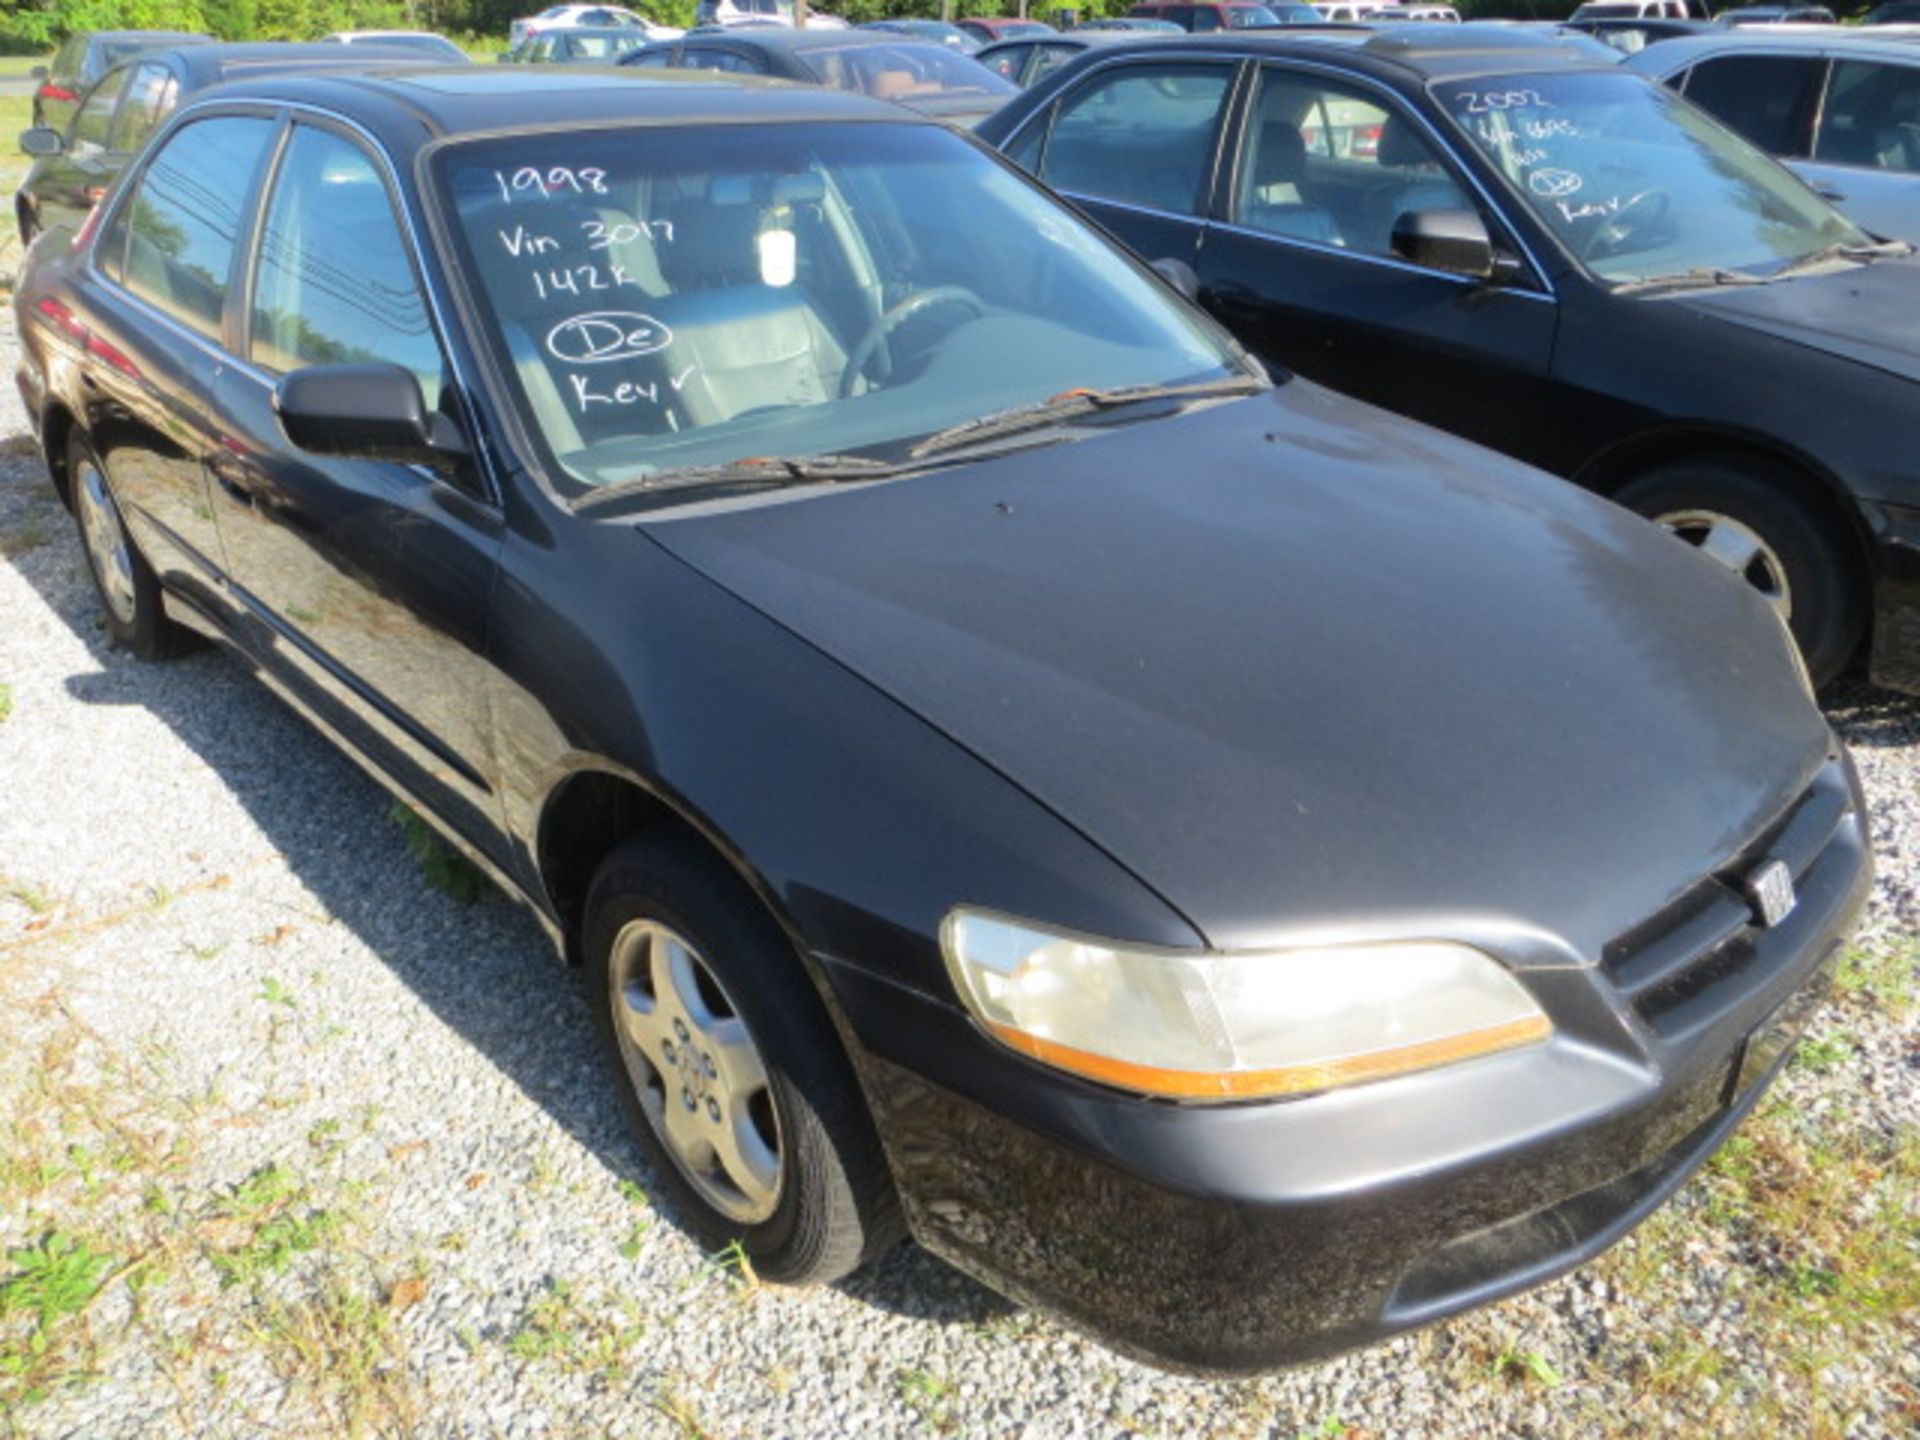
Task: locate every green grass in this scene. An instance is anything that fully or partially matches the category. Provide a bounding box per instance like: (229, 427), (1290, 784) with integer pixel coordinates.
(389, 803), (489, 904)
(0, 56), (50, 79)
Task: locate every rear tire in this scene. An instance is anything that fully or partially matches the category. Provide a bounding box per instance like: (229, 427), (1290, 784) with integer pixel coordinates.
(1615, 458), (1864, 688)
(583, 832), (902, 1283)
(69, 431), (187, 661)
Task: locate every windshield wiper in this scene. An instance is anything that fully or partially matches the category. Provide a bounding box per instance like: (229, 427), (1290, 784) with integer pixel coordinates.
(572, 453), (904, 514)
(1771, 238), (1913, 279)
(1613, 266), (1773, 295)
(907, 374), (1269, 460)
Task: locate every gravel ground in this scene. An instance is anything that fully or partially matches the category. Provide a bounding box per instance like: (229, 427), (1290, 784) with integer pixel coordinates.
(0, 302), (1915, 1440)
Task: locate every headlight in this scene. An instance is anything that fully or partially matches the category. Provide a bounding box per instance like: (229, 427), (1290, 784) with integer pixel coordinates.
(940, 910), (1550, 1102)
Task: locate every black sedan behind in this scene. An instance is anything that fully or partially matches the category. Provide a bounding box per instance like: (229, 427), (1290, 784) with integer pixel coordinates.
(979, 26), (1920, 694)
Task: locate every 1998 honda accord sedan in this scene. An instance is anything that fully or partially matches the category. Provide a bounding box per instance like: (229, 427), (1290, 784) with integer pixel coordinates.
(14, 66), (1870, 1373)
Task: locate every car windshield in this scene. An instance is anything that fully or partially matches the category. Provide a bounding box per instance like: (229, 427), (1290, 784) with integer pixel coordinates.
(795, 43), (1015, 99)
(436, 123), (1242, 497)
(1434, 71), (1866, 285)
(1226, 6), (1286, 24)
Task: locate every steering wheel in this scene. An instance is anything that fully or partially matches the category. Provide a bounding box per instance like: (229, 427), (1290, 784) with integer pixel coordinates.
(839, 286), (987, 399)
(1579, 187), (1672, 262)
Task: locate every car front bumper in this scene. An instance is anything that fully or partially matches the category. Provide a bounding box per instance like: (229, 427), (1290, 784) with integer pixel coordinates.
(826, 757), (1872, 1374)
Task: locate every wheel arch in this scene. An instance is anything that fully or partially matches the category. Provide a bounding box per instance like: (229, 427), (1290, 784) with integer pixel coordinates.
(533, 762), (806, 974)
(38, 400), (79, 508)
(1575, 423), (1870, 560)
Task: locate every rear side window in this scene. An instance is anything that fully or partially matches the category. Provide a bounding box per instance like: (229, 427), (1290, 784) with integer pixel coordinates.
(1040, 63), (1234, 215)
(248, 125), (444, 397)
(1814, 60), (1920, 173)
(111, 63), (178, 153)
(70, 68), (128, 149)
(982, 43), (1031, 81)
(112, 115), (276, 342)
(1683, 54), (1824, 157)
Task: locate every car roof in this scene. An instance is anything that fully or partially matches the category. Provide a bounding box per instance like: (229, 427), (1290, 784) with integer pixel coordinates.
(673, 28), (949, 51)
(169, 41), (452, 84)
(1626, 26), (1920, 66)
(981, 30), (1161, 49)
(996, 24), (1627, 81)
(179, 64), (927, 143)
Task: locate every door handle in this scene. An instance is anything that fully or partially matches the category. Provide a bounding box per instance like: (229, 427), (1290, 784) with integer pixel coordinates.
(1203, 280), (1260, 313)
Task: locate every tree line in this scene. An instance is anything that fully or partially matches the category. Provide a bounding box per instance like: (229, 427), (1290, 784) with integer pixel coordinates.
(0, 0), (1588, 53)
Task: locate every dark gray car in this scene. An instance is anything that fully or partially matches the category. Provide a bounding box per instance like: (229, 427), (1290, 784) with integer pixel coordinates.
(14, 43), (438, 247)
(29, 29), (209, 131)
(1628, 30), (1920, 243)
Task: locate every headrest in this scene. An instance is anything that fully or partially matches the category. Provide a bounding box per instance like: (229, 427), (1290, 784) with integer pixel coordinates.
(658, 196), (764, 290)
(1377, 115), (1431, 169)
(1254, 121), (1308, 186)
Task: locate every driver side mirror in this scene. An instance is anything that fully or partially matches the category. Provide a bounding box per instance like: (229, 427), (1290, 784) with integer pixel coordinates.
(275, 364), (468, 469)
(19, 126), (64, 158)
(1390, 209), (1522, 283)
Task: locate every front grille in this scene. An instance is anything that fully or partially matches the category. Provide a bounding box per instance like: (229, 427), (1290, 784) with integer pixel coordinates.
(1600, 758), (1855, 1036)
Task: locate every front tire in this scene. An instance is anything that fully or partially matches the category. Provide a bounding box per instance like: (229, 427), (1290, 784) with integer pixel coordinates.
(1615, 458), (1865, 688)
(584, 833), (901, 1283)
(69, 432), (186, 661)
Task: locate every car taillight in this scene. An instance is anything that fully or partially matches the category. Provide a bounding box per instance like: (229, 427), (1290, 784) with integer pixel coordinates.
(32, 296), (140, 379)
(37, 82), (78, 102)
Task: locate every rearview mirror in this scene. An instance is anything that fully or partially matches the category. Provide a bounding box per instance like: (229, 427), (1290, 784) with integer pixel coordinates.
(275, 364), (467, 468)
(1390, 209), (1499, 281)
(18, 126), (64, 158)
(1151, 257), (1200, 300)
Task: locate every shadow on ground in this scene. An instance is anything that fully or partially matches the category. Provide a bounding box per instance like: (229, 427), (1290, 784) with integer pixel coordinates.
(2, 461), (1008, 1330)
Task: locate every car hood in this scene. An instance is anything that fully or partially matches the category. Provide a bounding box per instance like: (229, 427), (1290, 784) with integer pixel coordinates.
(643, 382), (1831, 958)
(1671, 255), (1920, 383)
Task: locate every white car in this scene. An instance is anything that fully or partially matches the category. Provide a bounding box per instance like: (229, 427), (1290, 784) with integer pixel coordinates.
(1314, 2), (1387, 19)
(509, 5), (682, 46)
(692, 0), (848, 27)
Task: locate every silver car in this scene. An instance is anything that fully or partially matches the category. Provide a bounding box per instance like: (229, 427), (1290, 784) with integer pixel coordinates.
(1627, 30), (1920, 241)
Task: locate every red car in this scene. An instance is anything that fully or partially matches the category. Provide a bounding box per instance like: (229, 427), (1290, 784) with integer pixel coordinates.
(955, 16), (1057, 43)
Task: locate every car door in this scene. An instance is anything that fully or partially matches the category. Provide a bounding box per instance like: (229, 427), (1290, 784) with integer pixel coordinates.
(205, 119), (509, 858)
(79, 113), (281, 612)
(1192, 63), (1558, 452)
(1015, 58), (1240, 276)
(1798, 57), (1920, 240)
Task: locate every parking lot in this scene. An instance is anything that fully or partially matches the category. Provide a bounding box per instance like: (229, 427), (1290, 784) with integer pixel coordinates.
(1, 286), (1915, 1437)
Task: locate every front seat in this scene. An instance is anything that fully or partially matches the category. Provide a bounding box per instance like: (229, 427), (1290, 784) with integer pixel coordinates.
(1240, 121), (1343, 247)
(646, 185), (848, 428)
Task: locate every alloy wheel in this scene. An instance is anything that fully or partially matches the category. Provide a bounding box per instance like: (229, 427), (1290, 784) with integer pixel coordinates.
(606, 918), (783, 1224)
(1654, 508), (1792, 621)
(76, 459), (137, 625)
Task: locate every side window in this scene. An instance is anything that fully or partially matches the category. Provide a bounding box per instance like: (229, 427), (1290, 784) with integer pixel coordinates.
(248, 125), (443, 398)
(116, 115), (276, 342)
(1682, 55), (1824, 157)
(627, 47), (675, 67)
(1040, 63), (1234, 215)
(1234, 69), (1469, 257)
(69, 68), (129, 150)
(1188, 6), (1223, 29)
(110, 64), (177, 153)
(1814, 61), (1920, 173)
(1031, 45), (1079, 83)
(982, 43), (1031, 81)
